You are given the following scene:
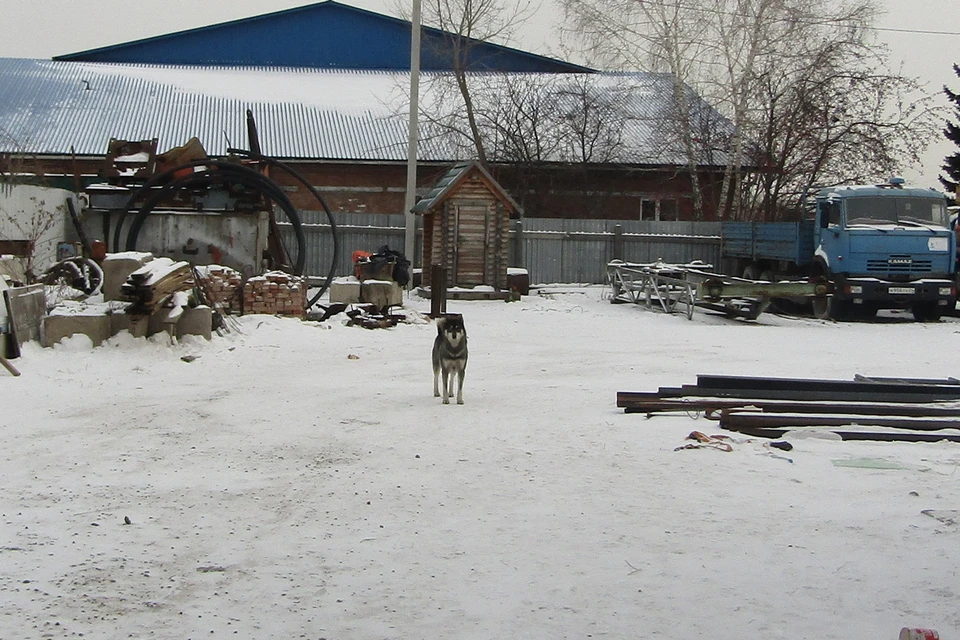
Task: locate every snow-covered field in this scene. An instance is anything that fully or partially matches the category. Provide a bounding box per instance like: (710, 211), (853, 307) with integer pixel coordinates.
(2, 287), (959, 639)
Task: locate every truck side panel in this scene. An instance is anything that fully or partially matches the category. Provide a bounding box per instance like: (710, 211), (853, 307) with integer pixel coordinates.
(719, 222), (755, 259)
(721, 221), (815, 266)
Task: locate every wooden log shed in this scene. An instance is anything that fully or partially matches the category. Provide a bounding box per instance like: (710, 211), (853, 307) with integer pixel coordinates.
(413, 161), (522, 296)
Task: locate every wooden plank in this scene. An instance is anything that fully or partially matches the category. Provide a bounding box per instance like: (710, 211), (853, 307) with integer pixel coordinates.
(0, 352), (20, 376)
(728, 426), (960, 444)
(618, 396), (960, 417)
(0, 240), (31, 256)
(4, 284), (45, 355)
(696, 374), (960, 397)
(675, 383), (960, 403)
(719, 411), (960, 431)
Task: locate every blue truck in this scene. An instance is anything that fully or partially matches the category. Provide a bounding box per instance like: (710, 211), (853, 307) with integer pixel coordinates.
(721, 180), (957, 321)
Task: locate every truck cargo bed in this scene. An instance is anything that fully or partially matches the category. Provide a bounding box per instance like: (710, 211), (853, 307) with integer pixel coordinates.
(721, 221), (815, 265)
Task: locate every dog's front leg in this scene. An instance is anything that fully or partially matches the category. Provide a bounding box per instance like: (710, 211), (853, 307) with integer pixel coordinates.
(455, 370), (464, 405)
(441, 369), (450, 404)
(433, 367), (440, 397)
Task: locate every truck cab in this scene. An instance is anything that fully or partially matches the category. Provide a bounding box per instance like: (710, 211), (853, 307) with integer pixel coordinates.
(812, 180), (956, 320)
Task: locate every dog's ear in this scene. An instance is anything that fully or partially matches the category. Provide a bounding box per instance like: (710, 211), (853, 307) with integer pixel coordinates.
(435, 317), (447, 333)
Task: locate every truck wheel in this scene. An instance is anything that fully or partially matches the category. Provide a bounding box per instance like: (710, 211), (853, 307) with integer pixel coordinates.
(812, 296), (830, 319)
(812, 296), (851, 321)
(912, 302), (942, 322)
(742, 264), (759, 280)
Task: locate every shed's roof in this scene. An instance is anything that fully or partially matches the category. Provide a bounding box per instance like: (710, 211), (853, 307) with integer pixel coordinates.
(413, 161), (522, 215)
(0, 58), (729, 166)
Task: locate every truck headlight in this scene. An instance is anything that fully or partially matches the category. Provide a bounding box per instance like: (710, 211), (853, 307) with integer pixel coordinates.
(940, 287), (953, 296)
(848, 285), (863, 294)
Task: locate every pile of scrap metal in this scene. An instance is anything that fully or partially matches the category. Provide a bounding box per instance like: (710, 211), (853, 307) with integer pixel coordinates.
(345, 304), (407, 329)
(85, 114), (340, 310)
(606, 260), (830, 321)
(307, 299), (406, 329)
(617, 374), (960, 443)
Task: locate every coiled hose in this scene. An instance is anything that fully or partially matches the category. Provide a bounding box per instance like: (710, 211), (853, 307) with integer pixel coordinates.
(115, 156), (338, 306)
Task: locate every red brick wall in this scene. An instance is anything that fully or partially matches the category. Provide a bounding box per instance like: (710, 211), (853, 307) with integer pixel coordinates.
(18, 156), (726, 221)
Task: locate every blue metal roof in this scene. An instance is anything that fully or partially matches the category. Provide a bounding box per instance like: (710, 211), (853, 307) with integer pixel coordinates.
(53, 1), (593, 74)
(0, 58), (728, 167)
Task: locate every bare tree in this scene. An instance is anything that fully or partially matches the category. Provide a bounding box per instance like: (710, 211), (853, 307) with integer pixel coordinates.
(427, 72), (633, 216)
(561, 0), (942, 220)
(0, 193), (65, 283)
(394, 0), (538, 166)
(737, 33), (941, 220)
(561, 0), (715, 215)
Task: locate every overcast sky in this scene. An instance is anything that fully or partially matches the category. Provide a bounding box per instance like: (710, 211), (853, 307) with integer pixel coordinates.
(1, 0), (958, 187)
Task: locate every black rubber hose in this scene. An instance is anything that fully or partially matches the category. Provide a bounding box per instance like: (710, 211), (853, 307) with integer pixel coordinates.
(126, 167), (305, 274)
(115, 159), (306, 268)
(114, 159), (217, 253)
(227, 149), (340, 307)
(122, 161), (307, 275)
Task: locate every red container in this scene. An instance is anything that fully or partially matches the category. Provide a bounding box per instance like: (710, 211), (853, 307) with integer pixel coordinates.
(899, 628), (939, 640)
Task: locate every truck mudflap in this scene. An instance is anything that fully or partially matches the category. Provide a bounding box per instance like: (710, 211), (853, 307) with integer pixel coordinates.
(833, 277), (956, 307)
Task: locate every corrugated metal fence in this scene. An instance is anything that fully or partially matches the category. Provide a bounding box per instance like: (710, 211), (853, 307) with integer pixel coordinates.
(283, 212), (721, 285)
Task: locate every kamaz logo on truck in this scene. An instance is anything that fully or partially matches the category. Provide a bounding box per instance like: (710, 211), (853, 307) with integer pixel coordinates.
(888, 258), (913, 265)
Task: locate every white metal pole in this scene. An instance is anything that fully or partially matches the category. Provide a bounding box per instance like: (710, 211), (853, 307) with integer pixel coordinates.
(404, 0), (422, 285)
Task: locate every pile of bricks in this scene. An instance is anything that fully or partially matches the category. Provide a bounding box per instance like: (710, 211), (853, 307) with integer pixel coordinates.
(242, 271), (306, 318)
(195, 265), (243, 315)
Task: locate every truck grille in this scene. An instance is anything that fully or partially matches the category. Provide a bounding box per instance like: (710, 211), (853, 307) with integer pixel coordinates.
(866, 256), (932, 273)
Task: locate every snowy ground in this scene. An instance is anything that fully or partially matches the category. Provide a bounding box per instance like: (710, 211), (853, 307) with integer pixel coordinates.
(2, 287), (959, 639)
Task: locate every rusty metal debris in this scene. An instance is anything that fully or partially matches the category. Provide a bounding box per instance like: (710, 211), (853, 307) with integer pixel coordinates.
(345, 304), (405, 329)
(675, 431), (733, 452)
(618, 374), (960, 443)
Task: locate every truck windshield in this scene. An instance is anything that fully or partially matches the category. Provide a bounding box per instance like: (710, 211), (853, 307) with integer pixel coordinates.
(845, 196), (947, 227)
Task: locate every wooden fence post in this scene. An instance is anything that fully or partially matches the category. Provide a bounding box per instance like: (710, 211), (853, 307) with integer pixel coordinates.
(613, 224), (624, 261)
(511, 219), (524, 266)
(430, 265), (447, 316)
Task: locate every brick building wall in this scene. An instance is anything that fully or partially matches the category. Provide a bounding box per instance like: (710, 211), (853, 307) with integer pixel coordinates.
(10, 156), (727, 222)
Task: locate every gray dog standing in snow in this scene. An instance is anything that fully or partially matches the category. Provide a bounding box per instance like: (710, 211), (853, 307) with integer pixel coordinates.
(432, 315), (468, 404)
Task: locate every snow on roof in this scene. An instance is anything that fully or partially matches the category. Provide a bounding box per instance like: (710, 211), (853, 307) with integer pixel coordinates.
(0, 58), (729, 166)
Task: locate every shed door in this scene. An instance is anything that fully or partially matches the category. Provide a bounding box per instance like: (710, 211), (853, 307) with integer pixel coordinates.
(454, 203), (490, 286)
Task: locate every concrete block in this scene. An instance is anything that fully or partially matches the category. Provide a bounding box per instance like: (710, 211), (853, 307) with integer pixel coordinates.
(102, 252), (153, 301)
(126, 315), (149, 339)
(44, 313), (111, 347)
(360, 280), (403, 309)
(177, 306), (212, 340)
(147, 309), (172, 336)
(110, 310), (131, 337)
(330, 278), (361, 304)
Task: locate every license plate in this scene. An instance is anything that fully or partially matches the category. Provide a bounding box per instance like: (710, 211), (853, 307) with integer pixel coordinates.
(888, 286), (914, 295)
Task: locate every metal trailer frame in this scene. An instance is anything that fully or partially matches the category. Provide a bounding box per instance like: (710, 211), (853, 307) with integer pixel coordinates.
(606, 260), (830, 320)
(607, 260), (700, 319)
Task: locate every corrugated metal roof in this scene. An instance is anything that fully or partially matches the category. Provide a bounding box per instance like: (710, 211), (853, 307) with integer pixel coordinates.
(0, 58), (729, 166)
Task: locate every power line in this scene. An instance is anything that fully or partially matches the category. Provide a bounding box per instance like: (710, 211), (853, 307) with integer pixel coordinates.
(581, 0), (960, 38)
(872, 26), (960, 37)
